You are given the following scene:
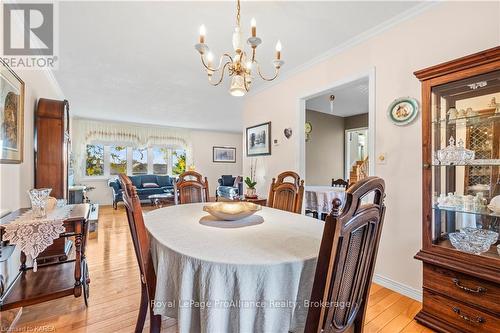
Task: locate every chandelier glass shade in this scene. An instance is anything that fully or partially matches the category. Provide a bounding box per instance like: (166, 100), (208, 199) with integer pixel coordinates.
(194, 0), (284, 97)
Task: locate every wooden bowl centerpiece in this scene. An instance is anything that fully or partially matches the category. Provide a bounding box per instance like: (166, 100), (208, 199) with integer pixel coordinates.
(203, 202), (262, 221)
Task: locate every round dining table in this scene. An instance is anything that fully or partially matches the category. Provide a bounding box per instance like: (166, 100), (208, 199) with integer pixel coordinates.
(144, 202), (324, 333)
(304, 186), (346, 215)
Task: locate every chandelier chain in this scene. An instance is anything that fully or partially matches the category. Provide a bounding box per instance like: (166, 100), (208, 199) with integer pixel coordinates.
(236, 0), (241, 27)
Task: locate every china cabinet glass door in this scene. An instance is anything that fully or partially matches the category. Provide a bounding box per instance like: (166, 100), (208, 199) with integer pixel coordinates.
(431, 69), (500, 259)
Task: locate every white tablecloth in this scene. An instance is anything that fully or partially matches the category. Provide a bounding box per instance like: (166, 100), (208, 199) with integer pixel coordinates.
(144, 202), (324, 333)
(304, 186), (346, 214)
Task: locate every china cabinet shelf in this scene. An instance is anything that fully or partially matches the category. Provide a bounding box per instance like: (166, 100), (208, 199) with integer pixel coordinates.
(432, 112), (500, 126)
(433, 205), (500, 218)
(429, 162), (500, 167)
(434, 239), (499, 261)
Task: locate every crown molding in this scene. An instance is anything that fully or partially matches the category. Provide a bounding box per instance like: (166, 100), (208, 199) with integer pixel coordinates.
(42, 68), (65, 99)
(247, 1), (440, 97)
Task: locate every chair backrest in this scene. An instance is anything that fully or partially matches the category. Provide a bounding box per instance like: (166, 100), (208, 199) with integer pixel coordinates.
(118, 174), (156, 300)
(305, 176), (386, 333)
(267, 171), (305, 214)
(174, 171), (209, 204)
(331, 178), (349, 189)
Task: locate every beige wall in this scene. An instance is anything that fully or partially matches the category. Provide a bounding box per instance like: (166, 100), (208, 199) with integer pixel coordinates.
(191, 130), (243, 197)
(305, 110), (344, 185)
(345, 113), (368, 130)
(77, 128), (243, 205)
(242, 1), (500, 296)
(0, 70), (63, 215)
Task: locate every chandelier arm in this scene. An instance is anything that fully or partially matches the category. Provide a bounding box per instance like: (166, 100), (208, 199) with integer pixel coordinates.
(207, 61), (232, 86)
(243, 72), (250, 92)
(200, 53), (234, 72)
(255, 61), (280, 81)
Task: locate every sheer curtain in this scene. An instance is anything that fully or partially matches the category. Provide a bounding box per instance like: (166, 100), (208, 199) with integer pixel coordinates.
(71, 118), (193, 179)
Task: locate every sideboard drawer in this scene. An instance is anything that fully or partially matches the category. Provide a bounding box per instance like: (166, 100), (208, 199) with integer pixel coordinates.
(423, 264), (499, 315)
(422, 290), (500, 333)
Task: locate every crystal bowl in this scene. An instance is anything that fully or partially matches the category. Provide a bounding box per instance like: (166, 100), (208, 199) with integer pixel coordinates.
(449, 232), (491, 254)
(203, 202), (262, 221)
(461, 227), (498, 245)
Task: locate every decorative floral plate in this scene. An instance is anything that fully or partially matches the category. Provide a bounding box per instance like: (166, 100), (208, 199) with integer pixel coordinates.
(387, 97), (419, 126)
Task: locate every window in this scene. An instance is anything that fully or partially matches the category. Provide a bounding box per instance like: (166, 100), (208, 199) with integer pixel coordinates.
(153, 147), (168, 175)
(84, 145), (186, 177)
(132, 147), (148, 175)
(109, 146), (127, 175)
(85, 144), (104, 176)
(172, 149), (186, 175)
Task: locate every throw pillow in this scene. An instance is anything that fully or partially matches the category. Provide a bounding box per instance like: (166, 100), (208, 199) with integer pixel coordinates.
(143, 182), (160, 188)
(233, 176), (242, 187)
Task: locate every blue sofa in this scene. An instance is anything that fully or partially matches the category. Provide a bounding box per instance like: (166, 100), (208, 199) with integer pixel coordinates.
(108, 174), (175, 209)
(216, 175), (243, 200)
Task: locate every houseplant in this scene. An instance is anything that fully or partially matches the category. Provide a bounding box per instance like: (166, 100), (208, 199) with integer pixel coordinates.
(245, 159), (258, 198)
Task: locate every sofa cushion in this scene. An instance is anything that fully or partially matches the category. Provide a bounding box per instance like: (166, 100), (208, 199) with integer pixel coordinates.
(136, 187), (165, 196)
(129, 175), (142, 188)
(140, 175), (157, 186)
(157, 175), (172, 187)
(221, 175), (235, 187)
(143, 182), (159, 188)
(217, 186), (239, 199)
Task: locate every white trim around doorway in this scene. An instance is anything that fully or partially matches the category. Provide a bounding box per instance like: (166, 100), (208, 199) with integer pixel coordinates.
(297, 68), (376, 183)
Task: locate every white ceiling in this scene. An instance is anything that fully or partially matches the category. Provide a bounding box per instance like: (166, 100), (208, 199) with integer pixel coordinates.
(306, 76), (369, 117)
(55, 1), (423, 132)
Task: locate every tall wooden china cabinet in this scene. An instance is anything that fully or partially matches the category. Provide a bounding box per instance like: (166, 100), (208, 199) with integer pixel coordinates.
(414, 47), (500, 332)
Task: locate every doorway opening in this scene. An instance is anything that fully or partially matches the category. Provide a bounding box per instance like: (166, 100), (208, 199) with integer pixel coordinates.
(298, 70), (375, 186)
(345, 127), (369, 182)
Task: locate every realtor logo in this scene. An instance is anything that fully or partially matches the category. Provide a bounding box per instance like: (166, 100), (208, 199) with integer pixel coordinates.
(2, 2), (58, 69)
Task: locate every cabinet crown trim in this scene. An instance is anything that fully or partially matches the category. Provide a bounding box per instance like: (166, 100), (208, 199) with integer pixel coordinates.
(414, 46), (500, 81)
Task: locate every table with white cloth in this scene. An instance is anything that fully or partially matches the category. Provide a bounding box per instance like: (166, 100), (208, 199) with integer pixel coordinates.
(304, 186), (346, 215)
(144, 202), (324, 333)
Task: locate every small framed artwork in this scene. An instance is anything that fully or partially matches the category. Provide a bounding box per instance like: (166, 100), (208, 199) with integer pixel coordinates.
(1, 59), (25, 164)
(387, 97), (419, 126)
(246, 122), (271, 156)
(213, 146), (236, 163)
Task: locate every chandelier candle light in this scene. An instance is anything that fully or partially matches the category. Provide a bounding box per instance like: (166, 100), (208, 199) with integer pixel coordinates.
(195, 0), (284, 97)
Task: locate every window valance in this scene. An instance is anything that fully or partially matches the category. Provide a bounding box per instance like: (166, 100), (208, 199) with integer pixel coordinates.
(71, 118), (193, 179)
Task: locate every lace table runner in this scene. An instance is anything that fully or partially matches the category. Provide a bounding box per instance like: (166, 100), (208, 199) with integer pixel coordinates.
(3, 205), (73, 271)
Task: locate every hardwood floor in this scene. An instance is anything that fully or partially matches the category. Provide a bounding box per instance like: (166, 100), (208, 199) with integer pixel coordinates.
(11, 205), (432, 332)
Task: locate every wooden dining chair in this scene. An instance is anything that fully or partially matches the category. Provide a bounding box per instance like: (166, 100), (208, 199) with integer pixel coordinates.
(174, 171), (210, 204)
(119, 174), (161, 333)
(305, 176), (386, 333)
(267, 171), (305, 214)
(331, 178), (349, 189)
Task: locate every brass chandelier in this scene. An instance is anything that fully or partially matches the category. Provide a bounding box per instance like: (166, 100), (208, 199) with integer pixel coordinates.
(194, 0), (284, 97)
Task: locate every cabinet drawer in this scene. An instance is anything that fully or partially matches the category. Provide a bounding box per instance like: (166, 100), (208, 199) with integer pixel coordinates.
(423, 264), (499, 314)
(423, 290), (500, 333)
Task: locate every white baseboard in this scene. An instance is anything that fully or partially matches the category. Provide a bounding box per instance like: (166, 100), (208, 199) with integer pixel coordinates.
(372, 274), (422, 302)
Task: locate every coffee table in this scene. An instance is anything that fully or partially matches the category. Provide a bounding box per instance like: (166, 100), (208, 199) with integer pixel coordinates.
(148, 193), (174, 208)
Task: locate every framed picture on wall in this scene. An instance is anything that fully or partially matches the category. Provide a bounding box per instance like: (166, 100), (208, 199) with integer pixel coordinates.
(246, 122), (271, 156)
(0, 59), (25, 164)
(213, 146), (236, 163)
